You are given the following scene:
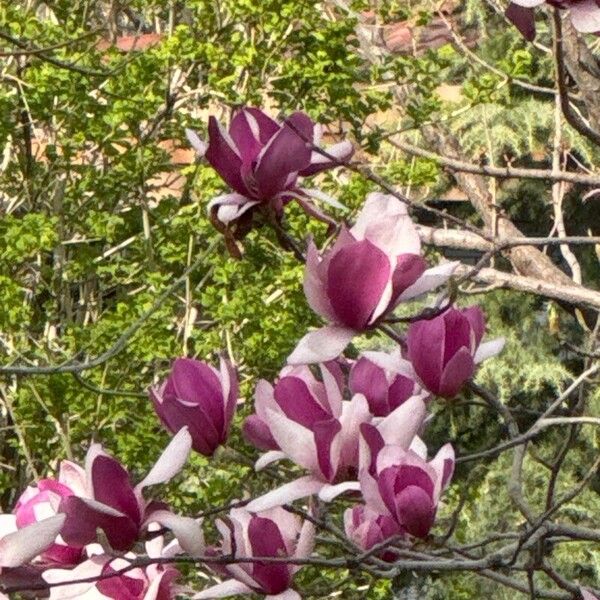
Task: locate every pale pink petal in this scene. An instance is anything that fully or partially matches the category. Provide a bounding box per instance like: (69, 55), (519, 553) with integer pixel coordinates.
(409, 436), (428, 460)
(266, 591), (302, 600)
(44, 557), (109, 600)
(0, 514), (66, 567)
(185, 128), (208, 156)
(303, 241), (336, 321)
(473, 338), (505, 364)
(294, 518), (316, 560)
(245, 476), (324, 512)
(510, 0), (544, 5)
(216, 200), (261, 224)
(376, 396), (426, 448)
(255, 450), (288, 471)
(396, 262), (458, 302)
(136, 427), (191, 491)
(264, 409), (320, 474)
(59, 460), (88, 496)
(287, 326), (356, 365)
(351, 193), (420, 258)
(192, 580), (254, 599)
(570, 0), (600, 32)
(145, 510), (204, 557)
(318, 481), (361, 502)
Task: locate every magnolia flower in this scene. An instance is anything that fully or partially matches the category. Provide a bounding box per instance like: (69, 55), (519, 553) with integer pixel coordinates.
(58, 428), (203, 555)
(194, 506), (314, 600)
(581, 589), (599, 600)
(150, 357), (238, 456)
(359, 433), (455, 539)
(43, 530), (183, 600)
(344, 505), (402, 561)
(13, 461), (91, 565)
(288, 193), (457, 364)
(506, 0), (600, 40)
(244, 362), (427, 511)
(186, 107), (353, 226)
(349, 349), (426, 417)
(407, 306), (505, 399)
(0, 514), (66, 571)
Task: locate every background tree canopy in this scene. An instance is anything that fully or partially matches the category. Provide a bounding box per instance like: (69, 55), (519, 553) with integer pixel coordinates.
(0, 1), (599, 598)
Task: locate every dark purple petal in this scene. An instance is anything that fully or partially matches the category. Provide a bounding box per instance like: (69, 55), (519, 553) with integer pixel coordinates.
(170, 358), (225, 436)
(327, 240), (391, 329)
(506, 3), (537, 40)
(244, 108), (281, 144)
(205, 116), (249, 196)
(441, 310), (472, 369)
(59, 496), (138, 552)
(394, 485), (436, 538)
(229, 109), (267, 164)
(248, 516), (291, 594)
(274, 376), (331, 428)
(150, 387), (221, 456)
(349, 358), (389, 416)
(393, 465), (435, 499)
(97, 563), (145, 599)
(387, 374), (415, 412)
(390, 254), (427, 302)
(360, 423), (384, 475)
(242, 415), (279, 451)
(253, 112), (314, 199)
(314, 418), (342, 482)
(91, 456), (140, 526)
(438, 347), (475, 398)
(407, 318), (445, 395)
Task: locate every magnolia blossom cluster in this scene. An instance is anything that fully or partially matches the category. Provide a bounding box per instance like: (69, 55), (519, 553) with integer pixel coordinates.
(506, 0), (600, 40)
(0, 109), (513, 599)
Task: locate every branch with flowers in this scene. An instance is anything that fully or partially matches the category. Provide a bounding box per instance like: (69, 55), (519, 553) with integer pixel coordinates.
(2, 2), (600, 599)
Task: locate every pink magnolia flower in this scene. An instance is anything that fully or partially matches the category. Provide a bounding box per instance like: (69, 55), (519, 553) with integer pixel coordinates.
(581, 589), (599, 600)
(359, 432), (455, 539)
(150, 357), (238, 457)
(506, 0), (600, 40)
(244, 362), (427, 511)
(344, 505), (402, 561)
(57, 428), (203, 555)
(288, 193), (458, 364)
(186, 107), (353, 226)
(0, 514), (66, 571)
(407, 306), (505, 399)
(349, 349), (427, 417)
(194, 506), (314, 600)
(43, 530), (184, 600)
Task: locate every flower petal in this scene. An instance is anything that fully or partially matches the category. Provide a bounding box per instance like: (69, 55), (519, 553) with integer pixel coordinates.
(245, 476), (324, 512)
(327, 240), (391, 329)
(137, 427), (191, 491)
(396, 261), (458, 302)
(0, 514), (66, 568)
(474, 338), (505, 364)
(287, 325), (356, 365)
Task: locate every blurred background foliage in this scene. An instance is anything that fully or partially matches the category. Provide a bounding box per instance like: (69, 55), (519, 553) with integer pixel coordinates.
(0, 0), (598, 597)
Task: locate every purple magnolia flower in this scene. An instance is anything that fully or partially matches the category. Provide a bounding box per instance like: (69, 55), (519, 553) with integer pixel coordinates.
(14, 461), (88, 565)
(344, 505), (402, 561)
(407, 306), (505, 399)
(186, 107), (353, 226)
(0, 514), (66, 571)
(506, 0), (600, 40)
(43, 531), (182, 600)
(244, 362), (427, 512)
(57, 428), (203, 555)
(194, 506), (315, 600)
(349, 349), (426, 417)
(288, 193), (458, 364)
(359, 433), (455, 539)
(149, 357), (238, 457)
